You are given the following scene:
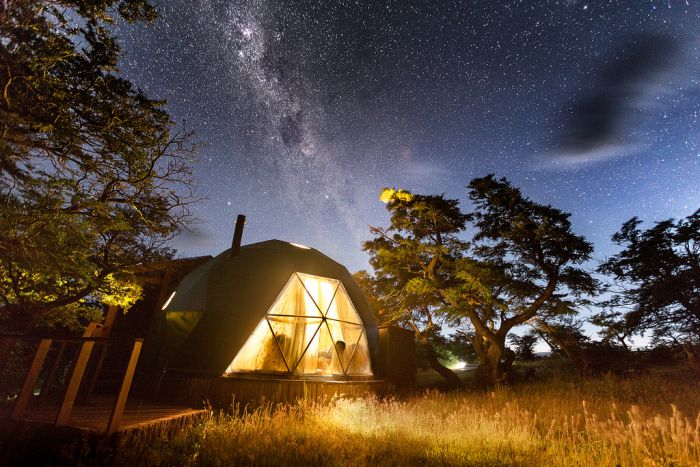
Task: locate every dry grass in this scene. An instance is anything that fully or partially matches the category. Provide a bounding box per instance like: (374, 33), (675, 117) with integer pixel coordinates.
(134, 370), (700, 466)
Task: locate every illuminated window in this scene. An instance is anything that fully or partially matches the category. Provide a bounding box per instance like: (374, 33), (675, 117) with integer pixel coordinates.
(225, 273), (372, 376)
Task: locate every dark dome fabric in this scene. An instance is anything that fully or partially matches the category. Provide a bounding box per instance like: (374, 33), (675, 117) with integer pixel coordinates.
(161, 240), (378, 376)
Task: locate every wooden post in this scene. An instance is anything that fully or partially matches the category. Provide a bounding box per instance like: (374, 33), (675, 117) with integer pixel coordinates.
(39, 341), (66, 403)
(12, 339), (52, 419)
(55, 339), (95, 425)
(83, 322), (101, 338)
(82, 342), (107, 404)
(106, 339), (143, 434)
(82, 310), (116, 402)
(102, 305), (119, 337)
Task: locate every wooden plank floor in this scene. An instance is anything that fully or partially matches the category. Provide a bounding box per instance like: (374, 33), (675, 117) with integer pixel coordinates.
(6, 398), (206, 433)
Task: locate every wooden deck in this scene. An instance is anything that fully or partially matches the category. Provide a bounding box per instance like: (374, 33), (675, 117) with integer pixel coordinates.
(1, 397), (205, 434)
(0, 399), (207, 465)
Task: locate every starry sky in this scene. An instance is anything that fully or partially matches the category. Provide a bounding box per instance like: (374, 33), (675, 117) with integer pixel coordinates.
(117, 0), (700, 273)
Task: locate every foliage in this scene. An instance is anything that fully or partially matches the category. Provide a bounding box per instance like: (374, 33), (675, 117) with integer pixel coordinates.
(364, 176), (597, 385)
(598, 210), (700, 348)
(589, 308), (639, 350)
(0, 0), (197, 332)
(362, 188), (470, 386)
(443, 330), (478, 363)
(457, 176), (597, 383)
(415, 331), (476, 369)
(508, 333), (539, 360)
(96, 273), (143, 310)
(352, 270), (390, 325)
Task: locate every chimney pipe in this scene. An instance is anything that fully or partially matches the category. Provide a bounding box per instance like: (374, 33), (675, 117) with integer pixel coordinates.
(230, 214), (246, 257)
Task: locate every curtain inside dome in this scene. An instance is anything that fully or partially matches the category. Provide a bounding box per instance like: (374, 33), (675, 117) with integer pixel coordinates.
(225, 273), (372, 377)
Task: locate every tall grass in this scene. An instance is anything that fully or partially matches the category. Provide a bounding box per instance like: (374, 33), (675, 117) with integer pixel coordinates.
(133, 370), (699, 466)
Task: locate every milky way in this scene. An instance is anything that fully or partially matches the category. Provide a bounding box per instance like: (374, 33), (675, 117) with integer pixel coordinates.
(117, 0), (700, 271)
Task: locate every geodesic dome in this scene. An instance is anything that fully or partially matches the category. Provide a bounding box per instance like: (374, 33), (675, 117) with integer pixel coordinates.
(158, 240), (377, 378)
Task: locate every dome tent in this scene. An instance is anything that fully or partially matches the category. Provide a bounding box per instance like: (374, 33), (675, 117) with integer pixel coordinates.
(160, 239), (378, 378)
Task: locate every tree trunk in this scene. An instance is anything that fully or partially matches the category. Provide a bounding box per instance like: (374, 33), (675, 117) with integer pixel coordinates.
(416, 333), (462, 388)
(472, 335), (514, 386)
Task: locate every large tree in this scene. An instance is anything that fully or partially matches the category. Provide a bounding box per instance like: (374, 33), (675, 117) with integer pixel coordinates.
(598, 210), (700, 370)
(450, 176), (596, 384)
(362, 190), (468, 387)
(364, 177), (597, 385)
(0, 1), (196, 332)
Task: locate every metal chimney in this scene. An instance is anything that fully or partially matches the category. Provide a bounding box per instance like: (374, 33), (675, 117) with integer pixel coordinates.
(230, 214), (246, 257)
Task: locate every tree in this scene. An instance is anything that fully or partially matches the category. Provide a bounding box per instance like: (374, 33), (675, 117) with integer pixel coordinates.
(589, 307), (639, 350)
(0, 1), (197, 332)
(364, 177), (597, 386)
(532, 315), (592, 373)
(447, 176), (597, 384)
(598, 210), (700, 371)
(362, 189), (468, 387)
(353, 270), (391, 325)
(508, 333), (539, 361)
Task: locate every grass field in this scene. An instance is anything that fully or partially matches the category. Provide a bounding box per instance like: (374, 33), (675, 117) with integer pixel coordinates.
(124, 368), (700, 466)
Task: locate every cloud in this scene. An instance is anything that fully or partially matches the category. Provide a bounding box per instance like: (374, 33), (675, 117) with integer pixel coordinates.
(545, 33), (679, 169)
(543, 142), (644, 171)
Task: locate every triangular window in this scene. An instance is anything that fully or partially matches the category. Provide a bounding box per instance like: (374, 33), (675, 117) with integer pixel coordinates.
(225, 273), (372, 376)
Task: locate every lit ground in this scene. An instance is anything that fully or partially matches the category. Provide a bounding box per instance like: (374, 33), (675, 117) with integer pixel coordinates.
(126, 367), (700, 466)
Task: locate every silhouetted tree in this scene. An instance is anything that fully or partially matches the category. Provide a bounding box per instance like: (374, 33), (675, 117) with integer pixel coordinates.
(589, 307), (639, 350)
(0, 1), (197, 332)
(451, 176), (597, 384)
(508, 333), (539, 360)
(533, 315), (592, 373)
(598, 210), (700, 371)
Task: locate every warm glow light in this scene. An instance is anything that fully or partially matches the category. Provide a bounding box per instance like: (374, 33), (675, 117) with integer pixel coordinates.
(225, 272), (372, 376)
(290, 242), (310, 249)
(161, 291), (176, 310)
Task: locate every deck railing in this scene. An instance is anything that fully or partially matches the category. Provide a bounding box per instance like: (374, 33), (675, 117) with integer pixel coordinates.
(0, 334), (143, 434)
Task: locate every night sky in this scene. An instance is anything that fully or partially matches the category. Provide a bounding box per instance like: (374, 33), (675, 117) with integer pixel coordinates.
(117, 0), (700, 273)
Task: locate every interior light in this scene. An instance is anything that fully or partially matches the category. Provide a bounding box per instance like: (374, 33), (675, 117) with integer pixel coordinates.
(161, 291), (176, 310)
(290, 242), (310, 249)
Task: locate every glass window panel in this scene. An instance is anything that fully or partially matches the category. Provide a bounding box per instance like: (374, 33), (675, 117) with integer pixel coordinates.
(295, 321), (344, 376)
(267, 275), (322, 317)
(326, 319), (364, 373)
(346, 329), (373, 376)
(225, 272), (372, 378)
(297, 273), (339, 315)
(225, 318), (287, 374)
(268, 316), (322, 373)
(326, 283), (363, 324)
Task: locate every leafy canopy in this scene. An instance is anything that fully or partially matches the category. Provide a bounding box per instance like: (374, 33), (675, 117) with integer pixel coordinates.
(1, 1), (196, 331)
(598, 210), (700, 345)
(364, 175), (597, 384)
